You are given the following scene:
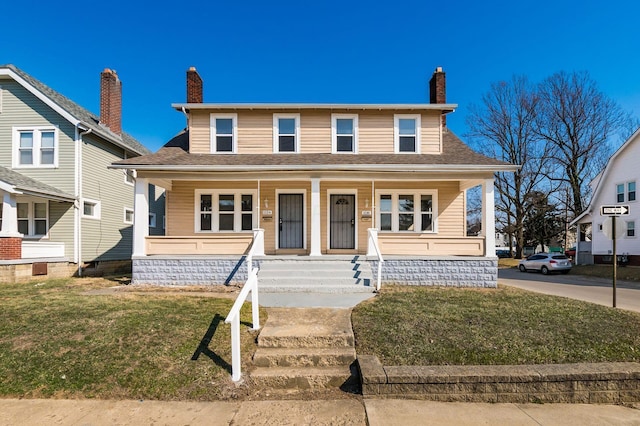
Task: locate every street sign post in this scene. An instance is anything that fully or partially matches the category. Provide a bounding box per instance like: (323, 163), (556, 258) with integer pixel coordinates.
(600, 204), (631, 308)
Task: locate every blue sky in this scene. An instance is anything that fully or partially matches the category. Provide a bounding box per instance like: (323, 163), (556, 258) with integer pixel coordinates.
(3, 0), (640, 152)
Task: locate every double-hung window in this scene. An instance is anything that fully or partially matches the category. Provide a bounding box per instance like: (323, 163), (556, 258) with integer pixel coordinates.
(16, 200), (48, 237)
(13, 127), (58, 167)
(377, 191), (436, 232)
(616, 181), (637, 202)
(196, 190), (256, 232)
(332, 114), (358, 153)
(210, 114), (237, 153)
(394, 114), (421, 153)
(273, 114), (299, 153)
(627, 221), (636, 237)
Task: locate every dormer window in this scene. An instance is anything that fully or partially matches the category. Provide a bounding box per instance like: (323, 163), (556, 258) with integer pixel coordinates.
(210, 114), (237, 153)
(394, 114), (421, 153)
(273, 114), (300, 153)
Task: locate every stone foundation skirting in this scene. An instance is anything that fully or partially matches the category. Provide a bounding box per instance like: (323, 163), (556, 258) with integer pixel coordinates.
(358, 355), (640, 403)
(0, 260), (74, 284)
(370, 257), (498, 288)
(132, 256), (254, 285)
(133, 256), (497, 287)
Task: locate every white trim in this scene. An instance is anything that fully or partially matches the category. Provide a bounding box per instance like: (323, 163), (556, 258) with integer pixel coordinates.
(194, 190), (257, 233)
(210, 113), (238, 154)
(0, 85), (3, 114)
(273, 113), (300, 153)
(375, 190), (438, 233)
(482, 179), (496, 256)
(626, 220), (636, 238)
(326, 189), (358, 251)
(310, 179), (322, 256)
(394, 114), (421, 154)
(276, 189), (307, 250)
(331, 114), (358, 153)
(124, 207), (134, 224)
(133, 178), (149, 256)
(12, 126), (59, 168)
(81, 198), (101, 220)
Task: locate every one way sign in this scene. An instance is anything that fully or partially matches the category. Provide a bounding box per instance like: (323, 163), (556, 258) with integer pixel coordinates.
(601, 205), (630, 216)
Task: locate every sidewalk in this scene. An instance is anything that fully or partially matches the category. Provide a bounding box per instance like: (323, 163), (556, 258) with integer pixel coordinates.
(1, 398), (640, 425)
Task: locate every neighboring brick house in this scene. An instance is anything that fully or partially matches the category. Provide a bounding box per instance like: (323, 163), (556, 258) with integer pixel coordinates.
(0, 65), (164, 281)
(572, 127), (640, 266)
(112, 67), (516, 287)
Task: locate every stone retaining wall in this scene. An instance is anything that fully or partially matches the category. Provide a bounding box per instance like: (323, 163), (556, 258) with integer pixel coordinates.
(358, 355), (640, 403)
(370, 257), (497, 288)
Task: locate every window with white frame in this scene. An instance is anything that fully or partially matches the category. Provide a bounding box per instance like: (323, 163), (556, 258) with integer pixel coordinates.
(394, 115), (421, 153)
(273, 114), (299, 153)
(124, 208), (134, 224)
(13, 127), (58, 167)
(617, 184), (625, 202)
(16, 200), (48, 237)
(82, 199), (101, 219)
(196, 190), (256, 232)
(332, 114), (357, 153)
(210, 113), (237, 153)
(627, 220), (636, 237)
(377, 191), (436, 232)
(628, 181), (636, 202)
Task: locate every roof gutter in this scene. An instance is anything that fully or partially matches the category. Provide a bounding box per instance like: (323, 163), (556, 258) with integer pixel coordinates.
(172, 102), (458, 112)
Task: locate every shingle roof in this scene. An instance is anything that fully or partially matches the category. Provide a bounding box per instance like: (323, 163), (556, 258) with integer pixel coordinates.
(0, 166), (75, 201)
(112, 130), (515, 171)
(0, 64), (150, 156)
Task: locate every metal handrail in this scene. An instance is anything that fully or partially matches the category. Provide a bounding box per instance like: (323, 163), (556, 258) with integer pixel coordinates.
(224, 267), (260, 382)
(368, 228), (384, 291)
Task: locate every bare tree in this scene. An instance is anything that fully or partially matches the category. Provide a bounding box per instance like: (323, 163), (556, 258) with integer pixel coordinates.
(467, 76), (549, 258)
(535, 71), (633, 218)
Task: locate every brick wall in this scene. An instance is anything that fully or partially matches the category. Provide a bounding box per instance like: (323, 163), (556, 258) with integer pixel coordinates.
(0, 237), (22, 260)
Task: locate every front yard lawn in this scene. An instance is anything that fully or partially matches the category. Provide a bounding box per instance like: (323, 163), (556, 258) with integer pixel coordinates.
(352, 286), (640, 366)
(0, 277), (263, 400)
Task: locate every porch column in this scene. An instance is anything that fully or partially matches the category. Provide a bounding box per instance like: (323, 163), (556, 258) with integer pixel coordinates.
(310, 178), (322, 256)
(133, 178), (149, 257)
(0, 191), (21, 237)
(482, 178), (496, 257)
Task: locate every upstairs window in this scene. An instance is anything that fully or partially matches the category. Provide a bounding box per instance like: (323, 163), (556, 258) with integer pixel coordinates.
(332, 114), (358, 153)
(273, 114), (299, 153)
(394, 115), (421, 153)
(617, 184), (625, 202)
(13, 127), (58, 168)
(629, 182), (636, 202)
(210, 114), (237, 153)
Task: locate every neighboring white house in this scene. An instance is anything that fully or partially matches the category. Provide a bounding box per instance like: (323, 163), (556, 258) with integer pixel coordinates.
(572, 128), (640, 265)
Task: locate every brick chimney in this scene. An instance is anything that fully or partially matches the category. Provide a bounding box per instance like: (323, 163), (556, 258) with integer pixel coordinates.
(187, 67), (203, 103)
(100, 68), (122, 135)
(429, 67), (447, 127)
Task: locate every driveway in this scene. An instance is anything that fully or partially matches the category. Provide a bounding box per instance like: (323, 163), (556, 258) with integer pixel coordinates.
(498, 267), (640, 313)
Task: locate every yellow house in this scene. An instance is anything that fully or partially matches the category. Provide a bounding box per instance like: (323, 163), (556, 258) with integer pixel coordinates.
(112, 67), (516, 288)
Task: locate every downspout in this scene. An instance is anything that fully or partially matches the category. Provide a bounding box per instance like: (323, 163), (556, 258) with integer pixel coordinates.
(77, 126), (92, 277)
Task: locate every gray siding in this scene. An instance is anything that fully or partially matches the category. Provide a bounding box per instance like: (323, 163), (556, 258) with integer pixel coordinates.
(0, 80), (76, 194)
(81, 134), (133, 261)
(48, 200), (75, 258)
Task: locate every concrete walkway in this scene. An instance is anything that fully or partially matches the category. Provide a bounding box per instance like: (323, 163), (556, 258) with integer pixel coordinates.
(2, 398), (640, 425)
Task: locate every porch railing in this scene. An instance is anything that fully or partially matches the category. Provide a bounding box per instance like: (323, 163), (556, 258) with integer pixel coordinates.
(367, 228), (384, 291)
(224, 229), (264, 382)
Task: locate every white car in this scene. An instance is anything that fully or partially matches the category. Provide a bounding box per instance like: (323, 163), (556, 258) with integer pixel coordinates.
(518, 253), (572, 275)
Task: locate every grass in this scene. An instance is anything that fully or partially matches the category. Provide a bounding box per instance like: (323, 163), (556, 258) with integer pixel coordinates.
(0, 277), (264, 400)
(352, 285), (640, 366)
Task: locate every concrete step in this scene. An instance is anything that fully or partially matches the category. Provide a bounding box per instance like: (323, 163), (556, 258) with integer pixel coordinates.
(249, 366), (353, 389)
(257, 332), (354, 348)
(259, 260), (364, 271)
(258, 269), (364, 279)
(258, 282), (374, 293)
(253, 347), (356, 367)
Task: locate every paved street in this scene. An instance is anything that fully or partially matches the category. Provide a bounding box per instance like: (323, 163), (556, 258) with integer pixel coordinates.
(499, 267), (640, 313)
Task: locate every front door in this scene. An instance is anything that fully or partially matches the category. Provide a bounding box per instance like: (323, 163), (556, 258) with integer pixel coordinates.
(330, 194), (355, 249)
(279, 193), (304, 249)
